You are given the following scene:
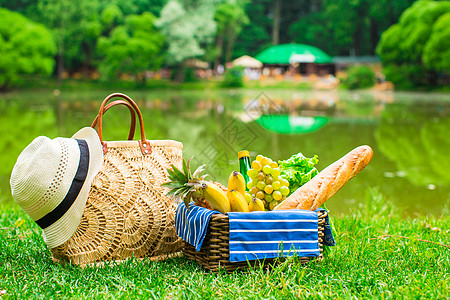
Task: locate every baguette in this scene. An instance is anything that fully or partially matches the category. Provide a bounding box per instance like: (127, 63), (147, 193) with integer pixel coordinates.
(274, 145), (373, 211)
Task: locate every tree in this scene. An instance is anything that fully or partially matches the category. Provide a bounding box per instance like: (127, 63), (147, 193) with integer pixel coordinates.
(0, 8), (56, 91)
(97, 12), (164, 83)
(98, 0), (168, 17)
(289, 0), (415, 56)
(100, 4), (124, 36)
(377, 0), (450, 88)
(157, 0), (217, 81)
(214, 2), (249, 67)
(0, 0), (39, 16)
(35, 0), (100, 81)
(423, 12), (450, 73)
(272, 0), (281, 45)
(233, 1), (271, 58)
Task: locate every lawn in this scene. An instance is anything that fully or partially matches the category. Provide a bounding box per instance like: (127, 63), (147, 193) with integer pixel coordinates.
(0, 188), (448, 299)
(13, 76), (314, 93)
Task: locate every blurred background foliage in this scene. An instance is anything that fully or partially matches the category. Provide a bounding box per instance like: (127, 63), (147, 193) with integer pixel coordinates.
(339, 66), (376, 90)
(0, 0), (448, 89)
(376, 0), (450, 89)
(0, 8), (56, 91)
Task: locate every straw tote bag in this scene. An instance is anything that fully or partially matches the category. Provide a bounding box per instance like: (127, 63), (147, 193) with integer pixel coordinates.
(51, 93), (184, 265)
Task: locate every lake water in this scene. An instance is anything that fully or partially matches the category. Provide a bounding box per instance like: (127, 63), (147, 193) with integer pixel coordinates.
(1, 88), (449, 216)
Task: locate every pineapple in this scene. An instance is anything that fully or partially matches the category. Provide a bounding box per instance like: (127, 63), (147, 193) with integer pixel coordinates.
(163, 158), (230, 213)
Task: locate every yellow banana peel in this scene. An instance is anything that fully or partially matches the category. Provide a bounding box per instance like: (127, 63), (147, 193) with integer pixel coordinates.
(201, 182), (231, 214)
(227, 171), (246, 196)
(228, 190), (249, 212)
(249, 198), (265, 212)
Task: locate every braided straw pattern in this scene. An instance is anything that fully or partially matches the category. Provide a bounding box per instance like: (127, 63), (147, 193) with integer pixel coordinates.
(51, 139), (183, 265)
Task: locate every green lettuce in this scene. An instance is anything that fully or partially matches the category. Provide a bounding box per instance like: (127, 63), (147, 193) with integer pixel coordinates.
(278, 153), (319, 192)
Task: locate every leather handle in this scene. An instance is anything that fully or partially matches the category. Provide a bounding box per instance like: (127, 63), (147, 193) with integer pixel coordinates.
(95, 93), (151, 155)
(91, 100), (136, 141)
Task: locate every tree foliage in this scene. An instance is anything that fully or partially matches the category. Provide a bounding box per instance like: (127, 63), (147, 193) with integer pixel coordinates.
(35, 0), (101, 78)
(376, 0), (450, 88)
(97, 12), (164, 83)
(340, 66), (376, 90)
(157, 0), (217, 65)
(98, 0), (168, 17)
(423, 12), (450, 72)
(2, 0), (446, 89)
(0, 8), (56, 90)
(287, 0), (416, 56)
(214, 2), (249, 64)
(233, 1), (272, 58)
(100, 4), (124, 35)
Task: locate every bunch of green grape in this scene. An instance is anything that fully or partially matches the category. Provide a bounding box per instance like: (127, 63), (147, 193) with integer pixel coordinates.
(244, 154), (290, 210)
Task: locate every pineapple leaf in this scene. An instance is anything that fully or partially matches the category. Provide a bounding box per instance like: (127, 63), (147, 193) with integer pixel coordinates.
(163, 156), (207, 207)
(187, 157), (194, 178)
(193, 164), (206, 178)
(166, 168), (179, 181)
(166, 189), (177, 196)
(162, 180), (185, 187)
(182, 158), (189, 180)
(166, 187), (182, 196)
(171, 164), (186, 182)
(173, 188), (186, 197)
(186, 181), (200, 187)
(181, 189), (191, 201)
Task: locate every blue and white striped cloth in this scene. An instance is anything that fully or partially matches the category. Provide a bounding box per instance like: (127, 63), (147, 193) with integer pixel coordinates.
(175, 203), (221, 251)
(227, 210), (319, 262)
(175, 203), (332, 262)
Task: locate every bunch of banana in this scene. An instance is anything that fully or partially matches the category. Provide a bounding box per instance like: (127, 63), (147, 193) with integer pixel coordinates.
(164, 158), (267, 214)
(192, 182), (231, 213)
(227, 171), (248, 212)
(227, 171), (263, 212)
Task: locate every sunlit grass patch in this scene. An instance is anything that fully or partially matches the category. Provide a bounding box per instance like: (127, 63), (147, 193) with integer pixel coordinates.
(0, 189), (448, 299)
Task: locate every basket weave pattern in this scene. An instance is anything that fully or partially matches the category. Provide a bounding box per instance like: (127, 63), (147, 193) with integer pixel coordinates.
(51, 93), (184, 266)
(52, 141), (183, 265)
(183, 210), (327, 273)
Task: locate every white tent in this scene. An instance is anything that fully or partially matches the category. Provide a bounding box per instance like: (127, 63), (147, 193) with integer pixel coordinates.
(232, 55), (263, 68)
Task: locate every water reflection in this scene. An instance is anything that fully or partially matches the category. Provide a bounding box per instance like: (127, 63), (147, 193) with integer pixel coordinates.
(0, 102), (58, 175)
(256, 115), (329, 134)
(1, 90), (449, 215)
(375, 101), (450, 187)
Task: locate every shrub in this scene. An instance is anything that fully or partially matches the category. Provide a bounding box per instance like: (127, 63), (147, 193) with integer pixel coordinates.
(341, 66), (376, 90)
(182, 67), (199, 83)
(381, 64), (429, 90)
(221, 66), (244, 88)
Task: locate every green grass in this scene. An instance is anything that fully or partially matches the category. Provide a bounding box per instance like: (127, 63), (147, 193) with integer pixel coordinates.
(1, 188), (449, 299)
(10, 76), (313, 93)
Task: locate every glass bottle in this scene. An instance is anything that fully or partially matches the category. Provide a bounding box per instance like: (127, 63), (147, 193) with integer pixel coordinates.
(238, 150), (251, 190)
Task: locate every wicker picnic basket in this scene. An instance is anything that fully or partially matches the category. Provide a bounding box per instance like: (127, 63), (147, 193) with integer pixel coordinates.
(51, 93), (184, 266)
(183, 210), (327, 273)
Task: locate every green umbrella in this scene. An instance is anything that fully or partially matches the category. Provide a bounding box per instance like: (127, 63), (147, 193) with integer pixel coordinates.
(255, 43), (332, 64)
(256, 115), (329, 134)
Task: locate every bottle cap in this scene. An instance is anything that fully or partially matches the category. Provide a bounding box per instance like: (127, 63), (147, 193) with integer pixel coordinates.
(238, 150), (250, 159)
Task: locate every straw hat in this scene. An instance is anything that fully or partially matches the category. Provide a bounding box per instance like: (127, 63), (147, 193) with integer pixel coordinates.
(10, 127), (103, 249)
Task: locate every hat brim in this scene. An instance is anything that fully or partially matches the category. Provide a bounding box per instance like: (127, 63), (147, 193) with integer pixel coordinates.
(42, 127), (103, 248)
